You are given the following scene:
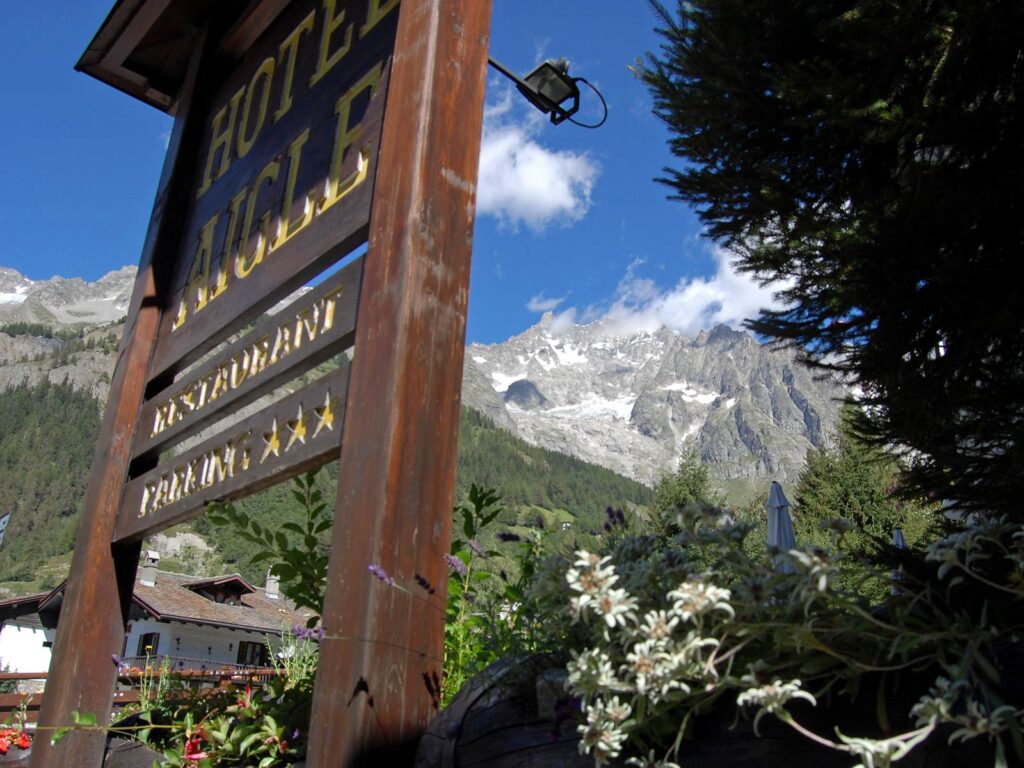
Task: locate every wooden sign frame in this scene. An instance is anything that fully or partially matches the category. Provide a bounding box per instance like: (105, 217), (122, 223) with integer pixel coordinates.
(32, 1), (490, 766)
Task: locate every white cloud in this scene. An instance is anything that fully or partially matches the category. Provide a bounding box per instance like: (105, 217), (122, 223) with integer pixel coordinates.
(476, 88), (600, 231)
(601, 248), (791, 336)
(547, 307), (578, 336)
(545, 248), (791, 338)
(526, 292), (568, 313)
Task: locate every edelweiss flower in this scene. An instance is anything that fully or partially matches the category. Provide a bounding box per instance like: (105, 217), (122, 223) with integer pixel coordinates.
(949, 699), (1016, 743)
(788, 549), (833, 594)
(594, 587), (638, 630)
(567, 648), (624, 697)
(638, 609), (679, 641)
(579, 697), (631, 766)
(566, 551), (618, 596)
(836, 728), (934, 768)
(911, 675), (963, 726)
(925, 538), (963, 581)
(623, 639), (669, 694)
(737, 677), (816, 734)
(667, 581), (734, 622)
(665, 631), (719, 678)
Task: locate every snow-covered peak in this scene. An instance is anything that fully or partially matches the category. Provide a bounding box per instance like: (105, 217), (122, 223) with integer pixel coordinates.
(464, 316), (842, 487)
(0, 265), (137, 326)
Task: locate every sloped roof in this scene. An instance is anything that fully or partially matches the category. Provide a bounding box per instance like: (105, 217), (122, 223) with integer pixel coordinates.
(0, 592), (47, 623)
(1, 571), (314, 635)
(133, 570), (313, 634)
(181, 574), (256, 595)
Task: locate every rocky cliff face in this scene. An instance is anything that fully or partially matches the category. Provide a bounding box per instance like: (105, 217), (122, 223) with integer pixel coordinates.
(0, 265), (843, 489)
(463, 314), (843, 486)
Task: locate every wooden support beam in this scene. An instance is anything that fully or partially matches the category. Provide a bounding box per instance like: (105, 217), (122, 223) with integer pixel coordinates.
(28, 27), (217, 768)
(306, 0), (492, 764)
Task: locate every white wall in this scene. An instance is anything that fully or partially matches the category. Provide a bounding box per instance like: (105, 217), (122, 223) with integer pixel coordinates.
(122, 618), (281, 670)
(0, 621), (53, 673)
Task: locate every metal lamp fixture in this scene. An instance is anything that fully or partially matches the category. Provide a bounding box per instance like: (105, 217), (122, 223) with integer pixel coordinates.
(487, 56), (607, 128)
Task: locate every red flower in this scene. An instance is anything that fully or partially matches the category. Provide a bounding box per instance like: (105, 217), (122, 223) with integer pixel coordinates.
(184, 735), (209, 762)
(0, 736), (10, 755)
(15, 733), (30, 750)
(237, 684), (253, 708)
(263, 735), (289, 754)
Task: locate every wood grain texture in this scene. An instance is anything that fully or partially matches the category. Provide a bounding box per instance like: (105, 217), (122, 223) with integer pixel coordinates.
(115, 367), (349, 543)
(132, 256), (361, 461)
(148, 0), (397, 380)
(305, 0), (492, 765)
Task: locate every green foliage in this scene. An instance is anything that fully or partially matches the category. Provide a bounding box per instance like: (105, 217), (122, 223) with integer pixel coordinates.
(442, 484), (506, 703)
(0, 379), (101, 583)
(0, 322), (83, 341)
(788, 409), (945, 602)
(456, 408), (653, 534)
(0, 659), (15, 694)
(650, 452), (723, 535)
(637, 0), (1024, 517)
(558, 506), (1021, 766)
(207, 472), (330, 625)
(443, 484), (576, 703)
(128, 630), (318, 767)
(796, 409), (942, 541)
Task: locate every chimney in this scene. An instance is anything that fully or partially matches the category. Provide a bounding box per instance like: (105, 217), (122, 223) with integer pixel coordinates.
(265, 570), (280, 600)
(140, 550), (159, 586)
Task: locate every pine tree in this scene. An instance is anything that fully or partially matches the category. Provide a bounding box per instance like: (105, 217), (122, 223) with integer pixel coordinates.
(652, 452), (721, 514)
(795, 408), (940, 550)
(638, 0), (1024, 516)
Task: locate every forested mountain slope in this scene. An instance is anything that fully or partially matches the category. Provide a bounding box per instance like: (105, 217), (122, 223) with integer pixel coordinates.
(0, 363), (652, 592)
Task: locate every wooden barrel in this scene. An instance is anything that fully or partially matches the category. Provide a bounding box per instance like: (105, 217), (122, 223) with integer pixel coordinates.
(417, 658), (998, 768)
(416, 657), (590, 768)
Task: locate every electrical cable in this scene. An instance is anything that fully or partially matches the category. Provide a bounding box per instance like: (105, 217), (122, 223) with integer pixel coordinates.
(566, 77), (608, 129)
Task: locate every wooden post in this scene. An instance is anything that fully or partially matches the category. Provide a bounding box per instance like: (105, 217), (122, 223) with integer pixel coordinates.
(29, 29), (215, 768)
(306, 0), (492, 764)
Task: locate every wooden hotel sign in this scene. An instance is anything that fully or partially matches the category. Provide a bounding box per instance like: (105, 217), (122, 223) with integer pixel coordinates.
(34, 1), (491, 766)
(150, 0), (395, 379)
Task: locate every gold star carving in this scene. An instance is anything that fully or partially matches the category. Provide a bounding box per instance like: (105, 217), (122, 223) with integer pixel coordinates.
(261, 418), (281, 462)
(285, 404), (308, 450)
(313, 393), (336, 437)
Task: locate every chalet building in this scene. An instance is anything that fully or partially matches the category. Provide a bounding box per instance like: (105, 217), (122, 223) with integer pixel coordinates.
(0, 552), (313, 678)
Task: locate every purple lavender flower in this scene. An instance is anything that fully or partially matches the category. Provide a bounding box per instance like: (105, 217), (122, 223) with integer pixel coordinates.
(444, 553), (469, 575)
(414, 574), (436, 594)
(496, 531), (521, 542)
(467, 539), (486, 557)
(604, 506), (627, 528)
(367, 563), (396, 587)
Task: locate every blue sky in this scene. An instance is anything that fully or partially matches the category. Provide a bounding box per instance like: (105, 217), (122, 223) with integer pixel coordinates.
(0, 2), (783, 345)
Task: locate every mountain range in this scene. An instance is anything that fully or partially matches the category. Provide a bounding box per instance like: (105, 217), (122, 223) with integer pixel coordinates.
(0, 266), (844, 491)
(0, 266), (135, 326)
(462, 312), (843, 489)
